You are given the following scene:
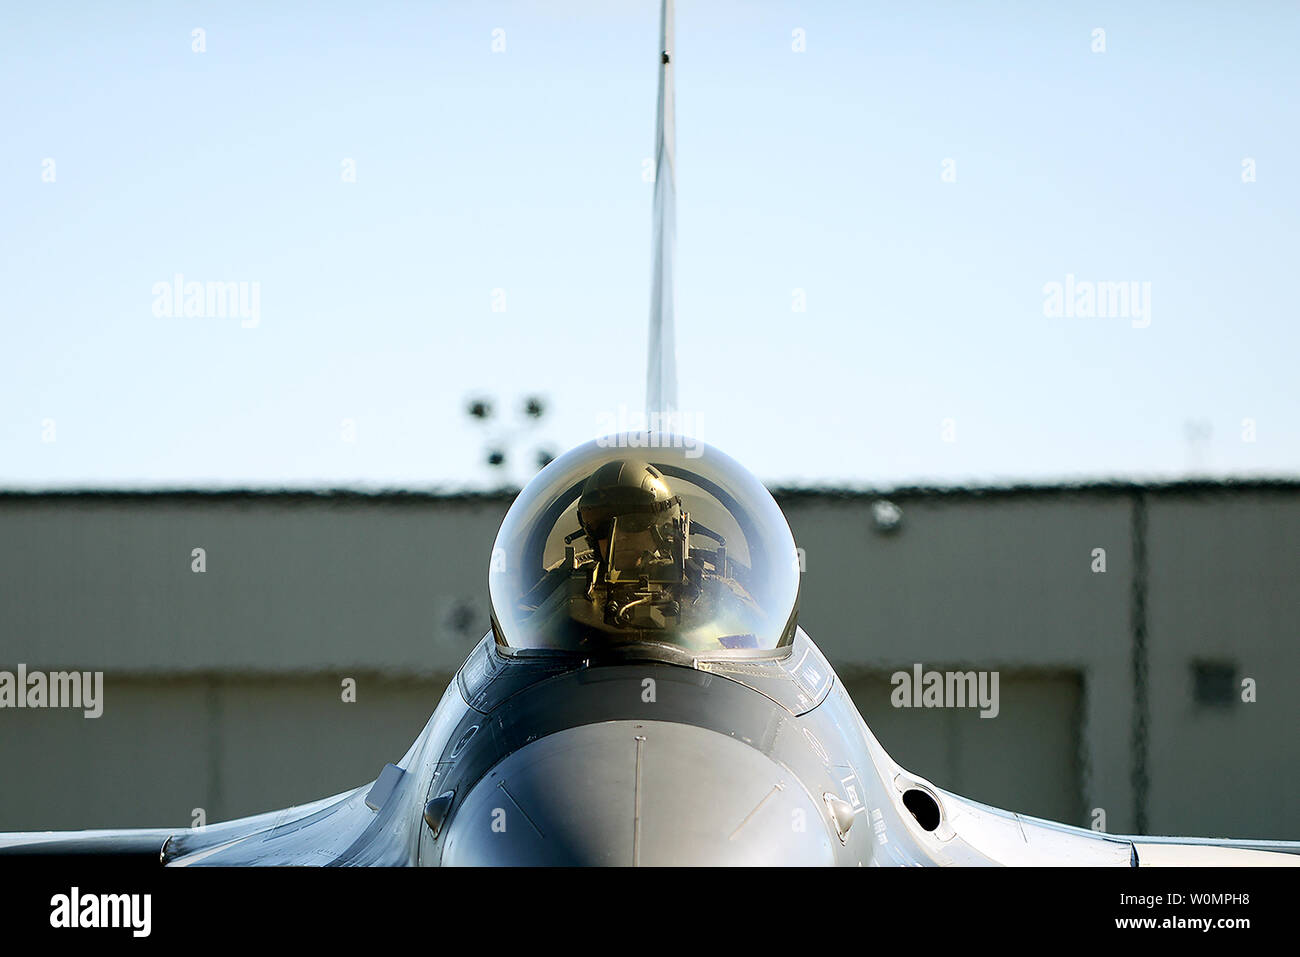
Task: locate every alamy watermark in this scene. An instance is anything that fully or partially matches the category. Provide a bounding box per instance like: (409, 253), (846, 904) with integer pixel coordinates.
(1042, 274), (1151, 328)
(50, 887), (150, 937)
(891, 664), (1000, 718)
(0, 665), (103, 718)
(595, 405), (704, 458)
(152, 273), (261, 328)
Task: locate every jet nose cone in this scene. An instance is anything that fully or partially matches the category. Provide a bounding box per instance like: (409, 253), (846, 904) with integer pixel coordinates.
(440, 720), (837, 866)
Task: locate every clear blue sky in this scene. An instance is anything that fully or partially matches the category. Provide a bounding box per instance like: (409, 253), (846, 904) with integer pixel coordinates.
(3, 1), (1297, 490)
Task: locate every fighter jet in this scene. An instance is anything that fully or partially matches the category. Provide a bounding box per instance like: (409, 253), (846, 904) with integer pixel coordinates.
(2, 1), (1296, 867)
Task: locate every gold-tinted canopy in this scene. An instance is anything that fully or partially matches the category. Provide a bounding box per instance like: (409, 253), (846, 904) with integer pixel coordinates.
(489, 436), (800, 660)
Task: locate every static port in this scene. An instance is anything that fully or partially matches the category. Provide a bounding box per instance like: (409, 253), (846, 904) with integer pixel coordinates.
(902, 788), (941, 831)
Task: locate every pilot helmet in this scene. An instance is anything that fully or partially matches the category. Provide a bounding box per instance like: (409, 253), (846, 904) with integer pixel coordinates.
(576, 460), (681, 560)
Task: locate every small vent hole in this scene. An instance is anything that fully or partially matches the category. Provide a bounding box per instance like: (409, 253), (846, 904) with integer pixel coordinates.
(902, 788), (941, 831)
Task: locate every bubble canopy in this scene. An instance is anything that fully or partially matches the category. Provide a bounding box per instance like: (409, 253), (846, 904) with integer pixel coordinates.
(489, 435), (801, 661)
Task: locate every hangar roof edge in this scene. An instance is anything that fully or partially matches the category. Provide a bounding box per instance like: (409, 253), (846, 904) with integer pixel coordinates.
(0, 477), (1297, 504)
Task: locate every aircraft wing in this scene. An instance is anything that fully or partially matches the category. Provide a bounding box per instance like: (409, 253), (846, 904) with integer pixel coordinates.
(0, 681), (463, 866)
(160, 780), (413, 866)
(855, 714), (1299, 866)
(1118, 834), (1300, 866)
(0, 785), (377, 866)
(0, 828), (177, 860)
(919, 784), (1300, 866)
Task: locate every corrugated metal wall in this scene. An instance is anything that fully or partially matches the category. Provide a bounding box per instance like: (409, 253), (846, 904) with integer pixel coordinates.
(0, 483), (1294, 838)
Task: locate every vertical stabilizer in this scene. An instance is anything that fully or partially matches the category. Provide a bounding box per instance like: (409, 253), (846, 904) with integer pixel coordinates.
(646, 0), (677, 419)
